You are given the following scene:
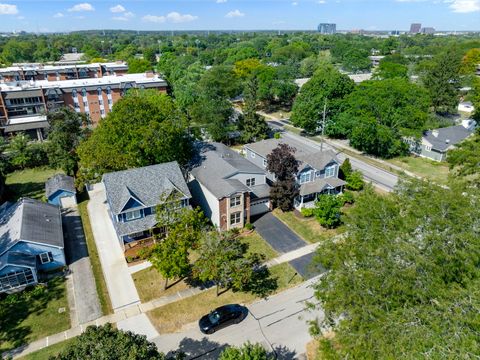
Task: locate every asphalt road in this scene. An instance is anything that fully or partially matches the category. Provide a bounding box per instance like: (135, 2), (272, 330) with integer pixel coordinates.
(269, 123), (399, 192)
(152, 276), (322, 360)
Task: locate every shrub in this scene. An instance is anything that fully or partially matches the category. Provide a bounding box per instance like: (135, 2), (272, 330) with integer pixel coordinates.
(244, 222), (254, 231)
(273, 132), (281, 139)
(314, 195), (343, 229)
(137, 247), (154, 260)
(346, 170), (364, 191)
(339, 191), (355, 205)
(301, 207), (314, 217)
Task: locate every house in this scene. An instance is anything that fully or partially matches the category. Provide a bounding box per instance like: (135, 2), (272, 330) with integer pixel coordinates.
(244, 137), (345, 209)
(102, 162), (192, 249)
(188, 142), (271, 231)
(0, 198), (66, 293)
(409, 119), (476, 162)
(458, 101), (474, 114)
(45, 174), (76, 207)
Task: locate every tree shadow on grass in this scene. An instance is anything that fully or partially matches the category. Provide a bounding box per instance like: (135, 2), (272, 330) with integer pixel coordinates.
(0, 277), (66, 352)
(273, 345), (298, 360)
(5, 181), (45, 201)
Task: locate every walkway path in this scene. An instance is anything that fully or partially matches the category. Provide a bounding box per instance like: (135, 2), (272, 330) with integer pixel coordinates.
(4, 240), (323, 359)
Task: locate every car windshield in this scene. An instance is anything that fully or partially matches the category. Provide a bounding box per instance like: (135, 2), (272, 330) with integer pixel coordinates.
(208, 311), (221, 324)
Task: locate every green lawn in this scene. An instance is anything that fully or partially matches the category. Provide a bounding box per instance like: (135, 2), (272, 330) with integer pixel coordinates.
(239, 231), (278, 260)
(147, 262), (303, 333)
(18, 338), (76, 360)
(387, 156), (450, 185)
(273, 209), (343, 244)
(132, 266), (190, 303)
(0, 278), (71, 352)
(5, 167), (64, 201)
(77, 194), (113, 315)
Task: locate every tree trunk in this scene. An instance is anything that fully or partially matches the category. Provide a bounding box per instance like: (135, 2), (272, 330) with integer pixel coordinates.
(164, 277), (168, 290)
(216, 283), (220, 297)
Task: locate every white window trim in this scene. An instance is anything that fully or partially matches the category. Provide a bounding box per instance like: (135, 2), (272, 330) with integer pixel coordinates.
(39, 252), (53, 264)
(325, 165), (336, 178)
(425, 145), (432, 152)
(246, 178), (256, 187)
(230, 211), (241, 225)
(230, 195), (241, 208)
(263, 159), (267, 167)
(125, 209), (142, 221)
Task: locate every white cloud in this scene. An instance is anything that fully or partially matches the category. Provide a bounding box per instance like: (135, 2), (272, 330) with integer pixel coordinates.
(110, 5), (125, 13)
(225, 9), (245, 17)
(68, 3), (94, 12)
(143, 12), (198, 23)
(113, 12), (134, 21)
(53, 12), (64, 18)
(124, 11), (134, 18)
(113, 16), (128, 21)
(445, 0), (480, 12)
(216, 0), (227, 3)
(0, 3), (18, 15)
(292, 1), (298, 5)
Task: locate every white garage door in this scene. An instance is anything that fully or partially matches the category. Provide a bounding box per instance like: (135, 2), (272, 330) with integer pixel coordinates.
(250, 199), (270, 216)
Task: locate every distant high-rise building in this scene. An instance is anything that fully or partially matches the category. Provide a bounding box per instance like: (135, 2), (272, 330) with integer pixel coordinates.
(421, 27), (435, 35)
(318, 23), (337, 35)
(410, 23), (421, 34)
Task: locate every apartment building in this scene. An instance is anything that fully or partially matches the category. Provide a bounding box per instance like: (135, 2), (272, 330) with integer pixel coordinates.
(0, 65), (168, 140)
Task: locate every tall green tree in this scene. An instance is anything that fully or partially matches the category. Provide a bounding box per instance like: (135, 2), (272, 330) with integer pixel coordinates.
(219, 342), (273, 360)
(447, 132), (480, 187)
(314, 180), (480, 358)
(313, 195), (343, 229)
(421, 49), (462, 114)
(290, 66), (354, 134)
(46, 108), (89, 176)
(373, 61), (408, 80)
(240, 76), (269, 143)
(77, 90), (192, 185)
(7, 133), (31, 170)
(51, 324), (168, 360)
(127, 58), (152, 73)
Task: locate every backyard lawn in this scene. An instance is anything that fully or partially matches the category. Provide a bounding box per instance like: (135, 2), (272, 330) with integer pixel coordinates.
(0, 277), (71, 353)
(147, 262), (303, 333)
(387, 156), (450, 185)
(5, 167), (64, 201)
(77, 195), (113, 315)
(273, 209), (343, 244)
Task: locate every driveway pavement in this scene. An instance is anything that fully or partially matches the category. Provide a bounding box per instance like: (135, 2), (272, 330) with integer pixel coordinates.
(63, 206), (102, 325)
(253, 213), (307, 254)
(87, 183), (141, 311)
(153, 276), (322, 359)
(289, 252), (325, 280)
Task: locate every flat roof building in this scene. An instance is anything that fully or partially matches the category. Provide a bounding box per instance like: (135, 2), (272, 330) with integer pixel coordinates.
(318, 23), (337, 35)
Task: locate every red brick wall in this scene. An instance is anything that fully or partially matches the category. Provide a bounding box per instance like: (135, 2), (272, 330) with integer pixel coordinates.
(244, 192), (250, 224)
(219, 197), (228, 231)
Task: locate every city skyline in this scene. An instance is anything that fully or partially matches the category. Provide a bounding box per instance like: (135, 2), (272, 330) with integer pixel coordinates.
(0, 0), (479, 33)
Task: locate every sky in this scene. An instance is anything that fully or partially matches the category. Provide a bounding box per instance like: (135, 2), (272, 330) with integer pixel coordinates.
(0, 0), (479, 33)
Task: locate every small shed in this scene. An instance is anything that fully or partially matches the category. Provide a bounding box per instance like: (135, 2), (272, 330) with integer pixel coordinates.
(45, 174), (76, 207)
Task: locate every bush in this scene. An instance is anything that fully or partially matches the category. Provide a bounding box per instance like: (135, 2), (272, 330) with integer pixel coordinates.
(301, 207), (314, 217)
(137, 247), (154, 260)
(314, 195), (343, 229)
(339, 191), (355, 205)
(346, 170), (364, 191)
(244, 222), (254, 231)
(273, 132), (281, 139)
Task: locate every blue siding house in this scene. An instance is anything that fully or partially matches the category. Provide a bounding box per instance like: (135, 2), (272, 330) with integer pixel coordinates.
(45, 174), (76, 207)
(0, 198), (66, 293)
(102, 162), (192, 249)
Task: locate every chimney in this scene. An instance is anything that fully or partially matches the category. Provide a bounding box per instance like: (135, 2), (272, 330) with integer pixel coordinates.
(445, 139), (450, 144)
(432, 130), (439, 138)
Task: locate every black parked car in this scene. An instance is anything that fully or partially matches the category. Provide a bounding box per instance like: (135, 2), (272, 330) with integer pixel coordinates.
(198, 304), (248, 334)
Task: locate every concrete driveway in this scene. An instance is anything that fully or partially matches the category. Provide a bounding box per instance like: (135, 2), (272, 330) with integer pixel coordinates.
(253, 213), (307, 254)
(63, 207), (102, 325)
(153, 276), (322, 359)
(87, 183), (141, 311)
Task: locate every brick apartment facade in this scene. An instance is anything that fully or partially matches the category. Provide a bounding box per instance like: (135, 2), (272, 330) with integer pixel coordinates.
(0, 62), (168, 140)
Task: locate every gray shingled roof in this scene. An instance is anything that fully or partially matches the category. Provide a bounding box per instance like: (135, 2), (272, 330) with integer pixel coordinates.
(0, 198), (64, 255)
(113, 214), (158, 237)
(45, 174), (75, 198)
(245, 137), (340, 171)
(299, 178), (346, 196)
(190, 142), (266, 199)
(102, 162), (191, 215)
(423, 125), (474, 152)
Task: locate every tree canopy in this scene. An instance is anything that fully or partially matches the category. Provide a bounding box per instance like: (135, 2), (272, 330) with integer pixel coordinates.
(77, 90), (192, 184)
(314, 180), (480, 358)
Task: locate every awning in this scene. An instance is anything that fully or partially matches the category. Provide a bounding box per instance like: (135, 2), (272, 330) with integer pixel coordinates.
(3, 120), (49, 133)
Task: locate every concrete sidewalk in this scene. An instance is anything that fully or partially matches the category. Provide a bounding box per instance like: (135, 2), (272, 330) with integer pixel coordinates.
(87, 183), (141, 312)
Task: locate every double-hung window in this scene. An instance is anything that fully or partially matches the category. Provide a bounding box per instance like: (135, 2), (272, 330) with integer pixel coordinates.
(230, 212), (241, 225)
(299, 172), (312, 184)
(39, 252), (53, 264)
(125, 209), (142, 221)
(230, 195), (241, 207)
(246, 178), (256, 187)
(325, 165), (336, 178)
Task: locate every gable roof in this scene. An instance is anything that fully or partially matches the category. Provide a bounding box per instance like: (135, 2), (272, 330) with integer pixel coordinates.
(102, 162), (191, 215)
(190, 142), (265, 199)
(245, 137), (340, 171)
(423, 125), (474, 152)
(45, 174), (75, 198)
(0, 198), (64, 255)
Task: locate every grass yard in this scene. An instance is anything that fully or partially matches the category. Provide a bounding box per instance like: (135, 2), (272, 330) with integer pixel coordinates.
(147, 262), (303, 334)
(0, 278), (70, 353)
(18, 338), (76, 360)
(5, 167), (63, 201)
(273, 209), (343, 244)
(240, 231), (278, 260)
(387, 156), (450, 185)
(132, 267), (190, 303)
(77, 194), (113, 315)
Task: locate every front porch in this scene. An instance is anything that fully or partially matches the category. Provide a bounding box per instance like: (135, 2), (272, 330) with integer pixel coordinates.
(122, 227), (166, 261)
(294, 185), (343, 210)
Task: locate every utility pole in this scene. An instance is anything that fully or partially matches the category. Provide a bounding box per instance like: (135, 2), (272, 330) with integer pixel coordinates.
(320, 98), (327, 152)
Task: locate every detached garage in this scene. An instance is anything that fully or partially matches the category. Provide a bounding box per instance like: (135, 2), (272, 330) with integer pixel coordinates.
(45, 174), (77, 208)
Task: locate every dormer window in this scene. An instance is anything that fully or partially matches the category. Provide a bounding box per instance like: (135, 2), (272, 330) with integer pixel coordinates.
(125, 209), (142, 221)
(299, 172), (312, 184)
